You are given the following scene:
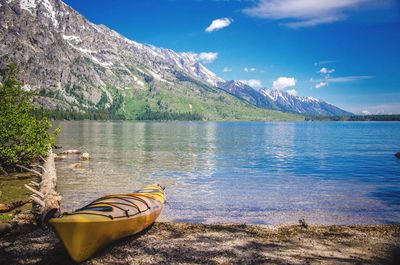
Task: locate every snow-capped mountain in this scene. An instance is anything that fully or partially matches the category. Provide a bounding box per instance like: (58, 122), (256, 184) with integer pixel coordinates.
(147, 47), (224, 87)
(218, 80), (277, 110)
(260, 88), (352, 116)
(0, 0), (225, 111)
(0, 0), (351, 118)
(216, 78), (351, 116)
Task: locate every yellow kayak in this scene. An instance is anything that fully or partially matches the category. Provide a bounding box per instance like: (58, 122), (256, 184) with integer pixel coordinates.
(49, 184), (165, 262)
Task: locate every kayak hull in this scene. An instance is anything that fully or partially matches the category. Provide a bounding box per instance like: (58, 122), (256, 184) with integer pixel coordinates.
(49, 184), (165, 262)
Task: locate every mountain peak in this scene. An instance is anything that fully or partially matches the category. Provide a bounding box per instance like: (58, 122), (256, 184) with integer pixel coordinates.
(263, 88), (321, 103)
(14, 0), (62, 27)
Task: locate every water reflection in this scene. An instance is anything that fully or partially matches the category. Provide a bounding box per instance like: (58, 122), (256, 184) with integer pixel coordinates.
(55, 121), (400, 224)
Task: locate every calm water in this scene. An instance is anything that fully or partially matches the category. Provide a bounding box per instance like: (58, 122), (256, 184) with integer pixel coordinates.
(55, 121), (400, 224)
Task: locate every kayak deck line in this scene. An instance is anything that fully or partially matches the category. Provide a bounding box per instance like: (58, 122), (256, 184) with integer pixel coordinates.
(75, 195), (151, 213)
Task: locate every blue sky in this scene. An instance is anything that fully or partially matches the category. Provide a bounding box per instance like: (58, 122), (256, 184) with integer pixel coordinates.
(64, 0), (400, 114)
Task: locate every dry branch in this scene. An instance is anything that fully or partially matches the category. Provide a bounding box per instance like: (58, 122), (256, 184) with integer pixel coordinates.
(35, 164), (47, 174)
(39, 156), (47, 163)
(30, 195), (45, 207)
(24, 184), (45, 198)
(16, 164), (42, 177)
(30, 181), (40, 187)
(0, 200), (30, 213)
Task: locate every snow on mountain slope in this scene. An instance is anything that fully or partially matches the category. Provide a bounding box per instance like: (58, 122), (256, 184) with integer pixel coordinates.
(0, 0), (225, 109)
(260, 88), (352, 116)
(218, 80), (277, 110)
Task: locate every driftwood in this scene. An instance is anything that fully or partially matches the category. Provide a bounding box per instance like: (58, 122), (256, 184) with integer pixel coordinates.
(0, 200), (30, 213)
(20, 149), (62, 226)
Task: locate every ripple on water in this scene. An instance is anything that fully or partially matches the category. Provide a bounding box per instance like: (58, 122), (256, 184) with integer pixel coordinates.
(55, 121), (400, 224)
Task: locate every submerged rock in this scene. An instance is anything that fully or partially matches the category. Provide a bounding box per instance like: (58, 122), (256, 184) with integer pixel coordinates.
(54, 154), (67, 161)
(68, 163), (83, 169)
(58, 150), (81, 155)
(80, 153), (90, 161)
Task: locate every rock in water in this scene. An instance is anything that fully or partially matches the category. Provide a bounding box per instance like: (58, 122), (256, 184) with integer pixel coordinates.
(59, 150), (81, 155)
(80, 153), (90, 161)
(68, 163), (82, 169)
(395, 152), (400, 159)
(54, 154), (68, 161)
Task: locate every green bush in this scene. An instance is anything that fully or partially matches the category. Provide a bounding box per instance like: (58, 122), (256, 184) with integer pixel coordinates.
(0, 64), (55, 169)
(0, 214), (13, 221)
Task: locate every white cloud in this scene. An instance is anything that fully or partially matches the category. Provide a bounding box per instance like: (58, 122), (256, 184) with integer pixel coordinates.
(327, 76), (373, 83)
(239, 79), (263, 88)
(223, 67), (232, 72)
(314, 60), (335, 66)
(244, 67), (256, 72)
(272, 77), (296, 90)
(287, 89), (298, 96)
(284, 15), (344, 28)
(192, 52), (219, 64)
(243, 0), (383, 28)
(205, 17), (233, 32)
(319, 67), (335, 75)
(315, 81), (328, 89)
(357, 102), (400, 115)
(313, 75), (373, 88)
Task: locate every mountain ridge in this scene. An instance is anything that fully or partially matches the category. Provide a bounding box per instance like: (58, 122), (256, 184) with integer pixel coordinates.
(0, 0), (348, 119)
(217, 80), (352, 116)
(260, 88), (352, 116)
(1, 0), (300, 121)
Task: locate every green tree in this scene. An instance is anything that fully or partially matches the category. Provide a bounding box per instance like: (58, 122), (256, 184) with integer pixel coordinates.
(0, 64), (55, 170)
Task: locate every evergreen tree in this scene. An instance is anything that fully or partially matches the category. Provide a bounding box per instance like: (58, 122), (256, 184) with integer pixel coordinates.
(0, 64), (56, 170)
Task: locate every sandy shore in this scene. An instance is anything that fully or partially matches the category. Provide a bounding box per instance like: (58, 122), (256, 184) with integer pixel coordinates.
(1, 222), (399, 265)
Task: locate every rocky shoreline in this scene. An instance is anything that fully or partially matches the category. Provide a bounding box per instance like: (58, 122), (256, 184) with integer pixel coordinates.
(1, 221), (399, 265)
(1, 152), (399, 264)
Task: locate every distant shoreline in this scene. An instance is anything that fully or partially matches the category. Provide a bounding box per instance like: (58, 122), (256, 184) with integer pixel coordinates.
(43, 108), (399, 122)
(305, 114), (400, 122)
(44, 111), (400, 122)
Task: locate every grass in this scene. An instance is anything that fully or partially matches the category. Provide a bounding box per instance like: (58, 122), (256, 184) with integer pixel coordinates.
(0, 214), (13, 221)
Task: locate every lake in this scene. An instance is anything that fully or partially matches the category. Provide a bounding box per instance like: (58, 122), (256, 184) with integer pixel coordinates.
(55, 121), (400, 224)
